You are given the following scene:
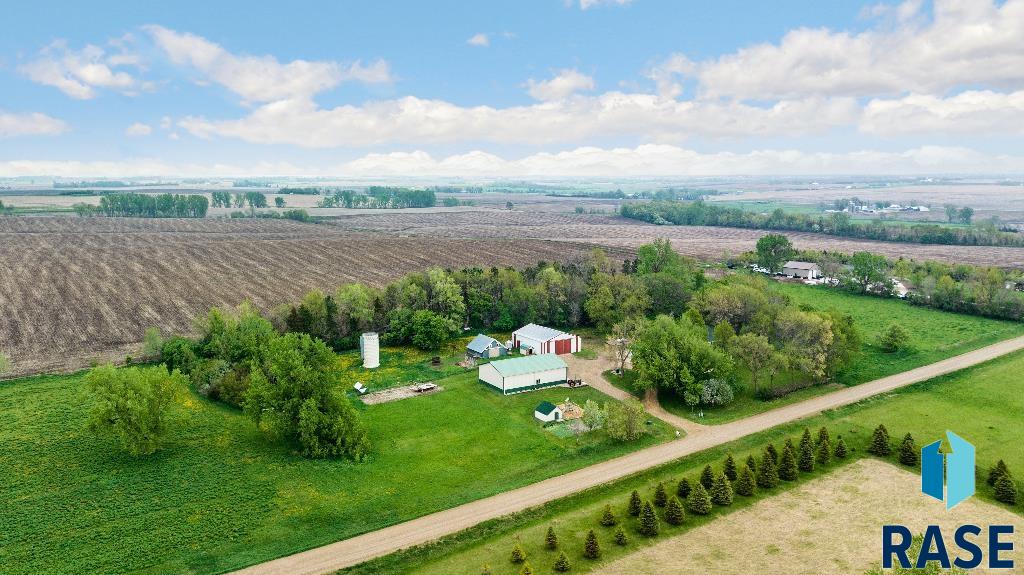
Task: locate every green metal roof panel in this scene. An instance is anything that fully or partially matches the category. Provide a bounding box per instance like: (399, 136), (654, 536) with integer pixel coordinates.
(489, 353), (567, 377)
(535, 401), (558, 415)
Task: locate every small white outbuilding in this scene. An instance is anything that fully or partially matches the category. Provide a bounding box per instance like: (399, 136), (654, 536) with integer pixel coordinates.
(534, 401), (563, 423)
(782, 261), (822, 280)
(478, 354), (569, 395)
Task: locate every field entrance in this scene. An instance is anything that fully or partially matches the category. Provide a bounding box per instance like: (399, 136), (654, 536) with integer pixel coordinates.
(594, 459), (1024, 575)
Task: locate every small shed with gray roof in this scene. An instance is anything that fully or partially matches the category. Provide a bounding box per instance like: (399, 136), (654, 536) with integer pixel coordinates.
(466, 334), (507, 359)
(479, 353), (569, 395)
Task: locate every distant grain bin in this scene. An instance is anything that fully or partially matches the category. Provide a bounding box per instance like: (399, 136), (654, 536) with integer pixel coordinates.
(360, 332), (380, 369)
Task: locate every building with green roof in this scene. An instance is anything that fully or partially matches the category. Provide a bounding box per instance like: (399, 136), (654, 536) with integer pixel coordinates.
(478, 353), (569, 395)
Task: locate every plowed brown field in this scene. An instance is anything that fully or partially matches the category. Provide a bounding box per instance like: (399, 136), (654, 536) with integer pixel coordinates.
(0, 217), (619, 377)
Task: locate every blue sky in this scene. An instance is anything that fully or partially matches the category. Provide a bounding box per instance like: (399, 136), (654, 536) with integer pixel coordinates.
(1, 0), (1023, 177)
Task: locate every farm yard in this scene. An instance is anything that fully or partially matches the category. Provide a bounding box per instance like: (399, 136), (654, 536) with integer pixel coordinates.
(351, 349), (1024, 575)
(0, 217), (624, 378)
(0, 346), (671, 575)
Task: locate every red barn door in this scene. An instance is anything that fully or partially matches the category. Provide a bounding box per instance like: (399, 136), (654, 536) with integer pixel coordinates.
(555, 338), (571, 355)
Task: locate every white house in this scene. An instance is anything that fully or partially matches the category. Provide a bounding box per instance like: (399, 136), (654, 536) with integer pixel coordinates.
(466, 334), (507, 359)
(479, 354), (569, 395)
(534, 401), (563, 423)
(782, 261), (822, 280)
(512, 323), (581, 355)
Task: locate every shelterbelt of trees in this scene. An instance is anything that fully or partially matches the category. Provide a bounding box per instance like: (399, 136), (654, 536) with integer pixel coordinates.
(73, 193), (210, 218)
(742, 233), (1024, 321)
(317, 187), (437, 209)
(621, 200), (1024, 247)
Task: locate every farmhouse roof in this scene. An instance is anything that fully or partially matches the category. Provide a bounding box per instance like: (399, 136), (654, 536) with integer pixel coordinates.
(783, 261), (820, 270)
(535, 401), (559, 415)
(489, 354), (567, 377)
(467, 334), (500, 353)
(514, 323), (566, 342)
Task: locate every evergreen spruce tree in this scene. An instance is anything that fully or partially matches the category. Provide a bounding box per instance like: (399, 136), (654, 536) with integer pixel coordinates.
(583, 530), (601, 559)
(553, 552), (571, 572)
(735, 464), (756, 496)
(545, 526), (558, 550)
(835, 436), (849, 459)
(676, 477), (692, 499)
(779, 440), (798, 481)
(765, 444), (779, 466)
(614, 527), (629, 546)
(628, 490), (642, 516)
(600, 504), (618, 527)
(510, 543), (527, 564)
(798, 428), (816, 473)
(757, 451), (780, 489)
(816, 427), (831, 451)
(519, 563), (533, 575)
(700, 464), (715, 489)
(686, 482), (713, 515)
(899, 433), (919, 467)
(723, 453), (738, 481)
(816, 438), (832, 466)
(638, 501), (660, 537)
(746, 454), (758, 473)
(868, 424), (892, 456)
(988, 460), (1011, 486)
(711, 473), (734, 506)
(654, 482), (668, 507)
(995, 474), (1018, 505)
(665, 496), (685, 525)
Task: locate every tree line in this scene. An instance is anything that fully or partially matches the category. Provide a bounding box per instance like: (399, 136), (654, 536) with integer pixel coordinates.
(70, 193), (210, 218)
(211, 191), (268, 209)
(318, 187), (437, 209)
(620, 200), (1024, 247)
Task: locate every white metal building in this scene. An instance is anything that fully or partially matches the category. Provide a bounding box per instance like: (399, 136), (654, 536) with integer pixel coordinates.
(479, 354), (569, 395)
(782, 261), (822, 280)
(512, 323), (581, 355)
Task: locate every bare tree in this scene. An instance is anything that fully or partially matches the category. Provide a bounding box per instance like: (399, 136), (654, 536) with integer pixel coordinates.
(606, 317), (643, 374)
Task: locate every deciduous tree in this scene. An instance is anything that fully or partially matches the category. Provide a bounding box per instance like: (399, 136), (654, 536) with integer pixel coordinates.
(86, 364), (186, 456)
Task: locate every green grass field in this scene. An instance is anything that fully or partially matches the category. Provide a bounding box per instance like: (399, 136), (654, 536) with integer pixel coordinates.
(612, 283), (1024, 424)
(352, 350), (1024, 575)
(0, 355), (670, 574)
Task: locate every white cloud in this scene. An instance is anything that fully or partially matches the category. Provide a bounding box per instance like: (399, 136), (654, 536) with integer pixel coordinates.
(578, 0), (633, 9)
(646, 54), (696, 98)
(4, 145), (1022, 178)
(467, 33), (490, 47)
(697, 0), (1024, 99)
(0, 111), (68, 137)
(338, 145), (1024, 176)
(177, 93), (858, 147)
(125, 122), (153, 136)
(861, 90), (1024, 135)
(20, 40), (141, 99)
(145, 25), (392, 103)
(159, 116), (172, 130)
(526, 69), (595, 101)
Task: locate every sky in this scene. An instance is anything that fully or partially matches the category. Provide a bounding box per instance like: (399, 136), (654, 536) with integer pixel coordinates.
(2, 0), (1024, 177)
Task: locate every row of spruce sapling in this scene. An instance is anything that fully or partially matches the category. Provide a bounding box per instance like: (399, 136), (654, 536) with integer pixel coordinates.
(493, 426), (849, 574)
(867, 424), (1020, 507)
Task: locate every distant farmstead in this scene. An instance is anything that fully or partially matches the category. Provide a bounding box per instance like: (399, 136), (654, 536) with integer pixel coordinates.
(512, 323), (581, 355)
(782, 261), (822, 280)
(479, 354), (569, 395)
(534, 401), (563, 423)
(466, 334), (507, 359)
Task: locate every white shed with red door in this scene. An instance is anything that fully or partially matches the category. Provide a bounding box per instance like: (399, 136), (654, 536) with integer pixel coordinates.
(512, 323), (581, 355)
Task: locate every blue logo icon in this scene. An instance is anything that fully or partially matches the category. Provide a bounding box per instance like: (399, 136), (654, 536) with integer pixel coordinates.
(921, 430), (975, 509)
